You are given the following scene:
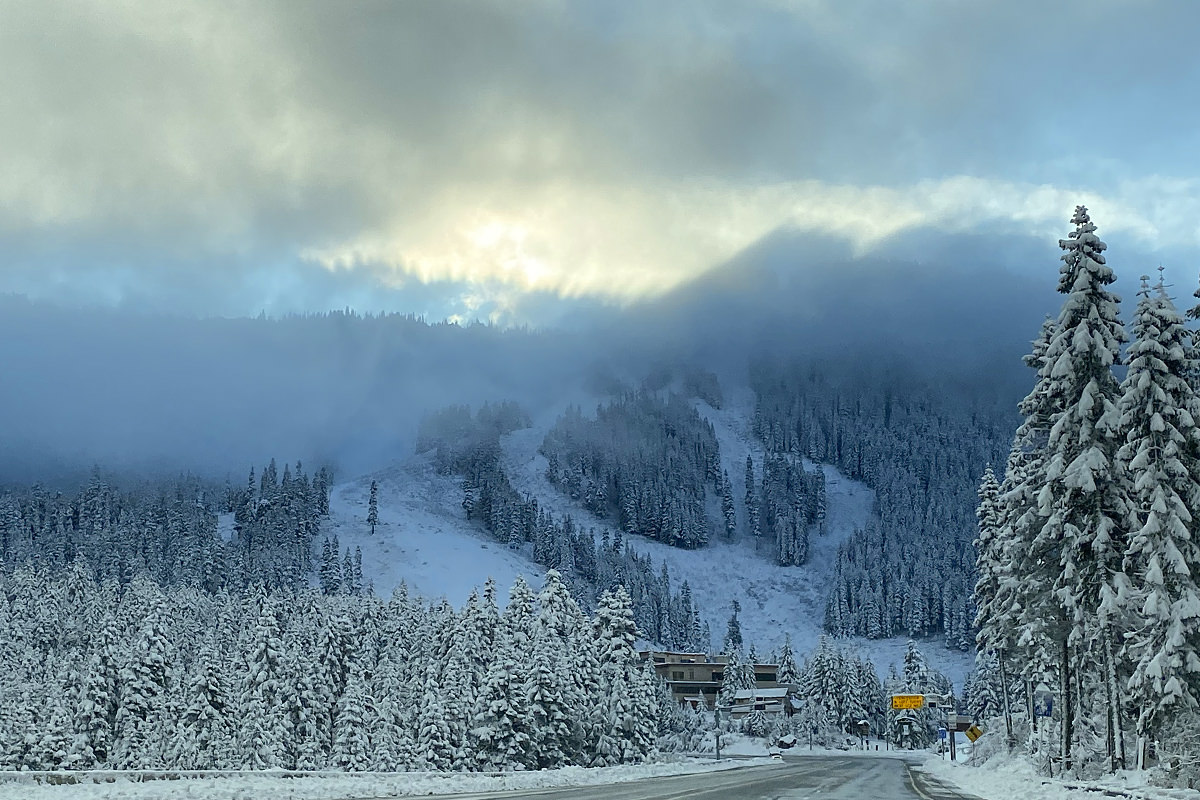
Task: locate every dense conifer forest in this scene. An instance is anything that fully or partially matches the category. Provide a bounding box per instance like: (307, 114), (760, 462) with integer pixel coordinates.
(750, 361), (1012, 646)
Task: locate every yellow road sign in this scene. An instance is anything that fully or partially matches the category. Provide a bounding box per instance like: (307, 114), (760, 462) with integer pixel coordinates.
(965, 724), (984, 743)
(890, 694), (924, 710)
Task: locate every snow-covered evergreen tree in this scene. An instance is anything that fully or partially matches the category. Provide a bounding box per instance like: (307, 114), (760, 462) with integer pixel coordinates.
(112, 603), (172, 768)
(777, 634), (800, 686)
(237, 597), (289, 769)
(721, 471), (736, 540)
(589, 587), (654, 766)
(988, 316), (1059, 713)
(973, 466), (1002, 650)
(1117, 277), (1200, 745)
(172, 637), (232, 769)
(1029, 206), (1129, 770)
(473, 645), (533, 770)
(745, 456), (761, 547)
(367, 480), (379, 535)
(332, 667), (374, 771)
(722, 600), (743, 654)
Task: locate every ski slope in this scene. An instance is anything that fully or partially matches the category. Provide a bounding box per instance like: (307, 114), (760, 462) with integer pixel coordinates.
(327, 452), (543, 607)
(327, 387), (974, 689)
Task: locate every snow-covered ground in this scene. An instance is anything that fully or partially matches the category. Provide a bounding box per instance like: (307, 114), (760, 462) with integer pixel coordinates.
(923, 751), (1200, 800)
(0, 759), (769, 800)
(327, 385), (973, 688)
(327, 453), (543, 607)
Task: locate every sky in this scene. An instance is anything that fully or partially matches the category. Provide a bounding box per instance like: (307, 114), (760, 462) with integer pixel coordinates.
(3, 0), (1199, 325)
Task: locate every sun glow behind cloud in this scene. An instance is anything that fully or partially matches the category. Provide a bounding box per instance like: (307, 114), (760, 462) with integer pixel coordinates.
(300, 176), (1186, 305)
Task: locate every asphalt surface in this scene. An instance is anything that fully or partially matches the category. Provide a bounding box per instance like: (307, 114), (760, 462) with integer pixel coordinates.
(421, 755), (982, 800)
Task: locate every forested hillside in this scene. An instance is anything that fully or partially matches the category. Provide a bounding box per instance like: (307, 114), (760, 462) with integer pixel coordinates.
(750, 360), (1013, 647)
(748, 453), (827, 566)
(540, 393), (721, 549)
(416, 403), (712, 651)
(0, 460), (330, 591)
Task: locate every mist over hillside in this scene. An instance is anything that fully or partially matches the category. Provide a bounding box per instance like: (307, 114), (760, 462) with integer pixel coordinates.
(0, 220), (1143, 668)
(0, 298), (588, 483)
(0, 229), (1064, 485)
(617, 227), (1058, 387)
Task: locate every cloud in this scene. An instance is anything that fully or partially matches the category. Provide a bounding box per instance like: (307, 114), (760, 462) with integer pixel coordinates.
(305, 175), (1200, 305)
(1, 0), (1199, 321)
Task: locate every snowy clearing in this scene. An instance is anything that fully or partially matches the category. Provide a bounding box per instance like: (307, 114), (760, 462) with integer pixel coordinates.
(327, 452), (543, 607)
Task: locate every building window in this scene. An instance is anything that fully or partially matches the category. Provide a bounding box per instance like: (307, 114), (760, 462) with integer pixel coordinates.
(755, 672), (777, 682)
(671, 671), (685, 681)
(713, 671), (723, 682)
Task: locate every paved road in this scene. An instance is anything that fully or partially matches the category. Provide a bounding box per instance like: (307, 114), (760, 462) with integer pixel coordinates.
(418, 756), (980, 800)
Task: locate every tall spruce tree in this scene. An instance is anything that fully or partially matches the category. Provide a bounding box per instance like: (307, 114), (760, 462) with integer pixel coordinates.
(973, 466), (1002, 648)
(367, 481), (379, 535)
(989, 314), (1058, 738)
(723, 600), (743, 654)
(1030, 206), (1129, 771)
(1117, 277), (1200, 749)
(974, 464), (1016, 745)
(777, 634), (800, 686)
(745, 456), (761, 547)
(721, 472), (737, 541)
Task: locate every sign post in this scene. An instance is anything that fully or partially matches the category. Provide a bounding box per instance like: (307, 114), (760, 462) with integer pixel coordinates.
(1034, 683), (1054, 719)
(714, 705), (725, 760)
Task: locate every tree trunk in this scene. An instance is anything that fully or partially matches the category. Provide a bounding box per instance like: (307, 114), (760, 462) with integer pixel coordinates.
(1026, 678), (1036, 749)
(1104, 634), (1126, 771)
(998, 650), (1014, 749)
(1061, 639), (1073, 773)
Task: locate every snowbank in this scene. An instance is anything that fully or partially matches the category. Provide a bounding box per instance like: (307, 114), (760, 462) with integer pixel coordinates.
(0, 758), (771, 800)
(921, 751), (1200, 800)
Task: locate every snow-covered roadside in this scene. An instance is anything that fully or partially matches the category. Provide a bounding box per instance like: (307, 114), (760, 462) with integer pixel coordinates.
(921, 753), (1200, 800)
(0, 758), (772, 800)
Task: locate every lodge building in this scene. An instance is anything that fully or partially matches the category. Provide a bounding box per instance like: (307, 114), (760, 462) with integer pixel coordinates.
(639, 650), (797, 716)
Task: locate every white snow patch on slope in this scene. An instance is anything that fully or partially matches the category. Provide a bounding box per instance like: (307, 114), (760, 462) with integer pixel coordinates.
(215, 513), (236, 543)
(326, 453), (543, 607)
